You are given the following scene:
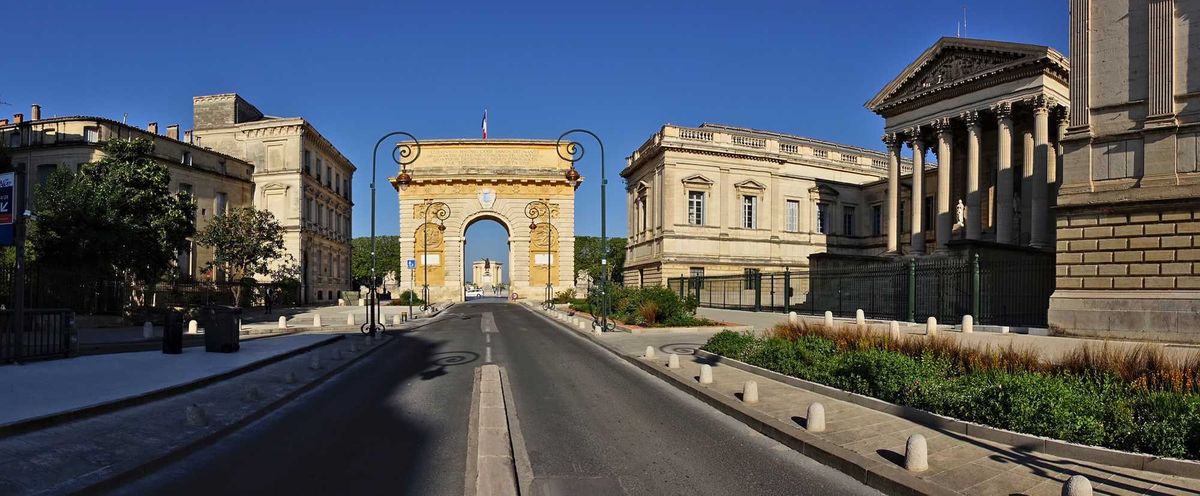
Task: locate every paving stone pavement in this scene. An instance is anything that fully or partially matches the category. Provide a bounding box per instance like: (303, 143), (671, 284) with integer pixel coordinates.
(592, 329), (1200, 495)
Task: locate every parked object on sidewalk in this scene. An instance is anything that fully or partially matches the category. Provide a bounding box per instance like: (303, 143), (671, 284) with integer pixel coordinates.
(824, 311), (833, 328)
(203, 305), (241, 353)
(644, 346), (655, 359)
(699, 364), (713, 384)
(668, 353), (680, 369)
(742, 380), (758, 403)
(905, 434), (928, 472)
(278, 316), (287, 329)
(188, 320), (198, 334)
(926, 316), (937, 336)
(162, 311), (184, 355)
(962, 314), (974, 333)
(806, 402), (826, 432)
(313, 314), (322, 327)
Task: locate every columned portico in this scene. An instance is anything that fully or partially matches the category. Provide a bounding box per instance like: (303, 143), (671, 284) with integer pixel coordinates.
(934, 119), (953, 251)
(884, 133), (901, 253)
(994, 103), (1014, 244)
(906, 135), (925, 254)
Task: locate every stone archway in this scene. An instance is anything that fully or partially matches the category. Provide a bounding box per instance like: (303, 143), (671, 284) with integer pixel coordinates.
(390, 139), (581, 303)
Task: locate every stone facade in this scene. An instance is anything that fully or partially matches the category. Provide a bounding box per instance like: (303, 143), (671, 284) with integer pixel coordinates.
(390, 140), (579, 303)
(191, 94), (355, 304)
(1052, 0), (1200, 340)
(0, 110), (255, 279)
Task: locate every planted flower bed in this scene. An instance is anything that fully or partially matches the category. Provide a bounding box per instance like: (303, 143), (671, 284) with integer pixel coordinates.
(702, 322), (1200, 460)
(568, 286), (717, 328)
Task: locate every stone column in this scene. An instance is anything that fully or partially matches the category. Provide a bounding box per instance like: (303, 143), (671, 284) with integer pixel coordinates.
(1030, 97), (1051, 249)
(907, 131), (925, 255)
(884, 133), (901, 253)
(963, 111), (981, 240)
(934, 118), (953, 252)
(1021, 128), (1034, 244)
(993, 103), (1015, 244)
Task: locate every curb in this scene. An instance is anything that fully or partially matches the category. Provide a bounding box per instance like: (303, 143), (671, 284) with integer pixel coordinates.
(519, 304), (952, 496)
(0, 334), (344, 439)
(80, 333), (400, 493)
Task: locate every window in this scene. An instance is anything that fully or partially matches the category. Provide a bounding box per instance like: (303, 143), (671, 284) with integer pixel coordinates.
(872, 205), (883, 237)
(177, 241), (195, 278)
(304, 197), (313, 224)
(816, 203), (829, 234)
(179, 183), (193, 201)
(325, 166), (332, 187)
(843, 206), (855, 236)
(343, 179), (350, 198)
(923, 196), (934, 232)
(215, 192), (228, 216)
(36, 164), (56, 185)
(316, 159), (323, 181)
(638, 197), (648, 233)
(687, 191), (705, 225)
(689, 267), (705, 279)
(743, 268), (760, 290)
(84, 127), (99, 143)
(8, 132), (20, 148)
(335, 173), (341, 194)
(182, 151), (192, 166)
(786, 200), (800, 232)
(741, 195), (757, 229)
(303, 150), (312, 175)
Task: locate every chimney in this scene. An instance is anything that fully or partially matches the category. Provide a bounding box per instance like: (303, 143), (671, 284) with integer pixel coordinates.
(0, 119), (8, 126)
(183, 130), (193, 143)
(147, 122), (158, 134)
(30, 104), (41, 121)
(13, 113), (23, 124)
(167, 124), (179, 140)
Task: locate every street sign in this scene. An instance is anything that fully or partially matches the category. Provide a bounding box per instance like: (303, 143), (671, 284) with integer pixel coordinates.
(0, 172), (14, 246)
(406, 258), (416, 270)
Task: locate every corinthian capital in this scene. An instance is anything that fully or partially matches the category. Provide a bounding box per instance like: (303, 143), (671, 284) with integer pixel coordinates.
(960, 110), (981, 127)
(932, 117), (954, 135)
(991, 101), (1013, 120)
(882, 133), (901, 149)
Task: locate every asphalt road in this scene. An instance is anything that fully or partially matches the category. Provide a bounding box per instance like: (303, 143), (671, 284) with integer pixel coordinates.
(116, 300), (877, 496)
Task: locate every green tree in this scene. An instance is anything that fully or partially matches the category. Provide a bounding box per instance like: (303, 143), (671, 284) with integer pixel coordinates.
(351, 235), (403, 286)
(31, 138), (195, 304)
(574, 235), (626, 284)
(196, 206), (285, 306)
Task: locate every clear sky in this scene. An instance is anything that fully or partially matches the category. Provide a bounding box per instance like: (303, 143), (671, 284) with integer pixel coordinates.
(2, 0), (1068, 272)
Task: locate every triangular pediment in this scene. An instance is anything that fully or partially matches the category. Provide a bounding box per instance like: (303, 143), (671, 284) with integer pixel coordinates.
(681, 174), (714, 186)
(735, 179), (766, 191)
(866, 37), (1067, 112)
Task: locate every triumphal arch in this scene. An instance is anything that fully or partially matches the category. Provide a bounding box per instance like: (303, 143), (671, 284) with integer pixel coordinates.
(389, 139), (581, 303)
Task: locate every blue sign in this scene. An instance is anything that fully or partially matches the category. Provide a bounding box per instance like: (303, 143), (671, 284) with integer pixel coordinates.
(0, 172), (13, 246)
(406, 258), (416, 270)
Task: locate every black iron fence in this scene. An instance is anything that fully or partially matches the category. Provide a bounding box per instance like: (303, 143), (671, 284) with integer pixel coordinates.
(0, 309), (75, 362)
(668, 254), (1054, 327)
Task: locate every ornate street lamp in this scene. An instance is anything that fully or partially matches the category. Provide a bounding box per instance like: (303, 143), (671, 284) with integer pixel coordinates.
(365, 132), (419, 337)
(556, 129), (610, 332)
(417, 199), (450, 311)
(525, 199), (554, 309)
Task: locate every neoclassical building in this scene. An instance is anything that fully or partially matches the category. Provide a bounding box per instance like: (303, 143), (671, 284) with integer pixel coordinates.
(470, 260), (504, 289)
(192, 94), (355, 304)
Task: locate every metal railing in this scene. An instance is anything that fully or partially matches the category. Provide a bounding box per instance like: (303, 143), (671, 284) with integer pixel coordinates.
(0, 309), (75, 362)
(669, 254), (1053, 327)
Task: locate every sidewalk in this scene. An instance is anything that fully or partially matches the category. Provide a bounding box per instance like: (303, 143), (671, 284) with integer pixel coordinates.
(533, 306), (1200, 495)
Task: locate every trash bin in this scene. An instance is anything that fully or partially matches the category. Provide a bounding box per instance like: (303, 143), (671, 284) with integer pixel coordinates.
(162, 310), (184, 354)
(203, 305), (242, 353)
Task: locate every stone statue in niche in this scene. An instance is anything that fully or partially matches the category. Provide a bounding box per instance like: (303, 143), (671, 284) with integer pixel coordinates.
(955, 199), (967, 227)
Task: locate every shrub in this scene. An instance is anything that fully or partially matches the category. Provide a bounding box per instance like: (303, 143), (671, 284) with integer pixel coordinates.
(553, 289), (576, 304)
(392, 290), (423, 305)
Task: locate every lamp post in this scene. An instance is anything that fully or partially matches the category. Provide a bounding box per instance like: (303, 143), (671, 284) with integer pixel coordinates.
(556, 130), (608, 331)
(367, 132), (420, 337)
(525, 200), (554, 309)
(416, 199), (449, 311)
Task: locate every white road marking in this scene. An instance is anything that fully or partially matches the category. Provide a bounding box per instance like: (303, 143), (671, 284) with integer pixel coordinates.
(486, 346), (493, 363)
(481, 312), (499, 334)
(486, 334), (491, 344)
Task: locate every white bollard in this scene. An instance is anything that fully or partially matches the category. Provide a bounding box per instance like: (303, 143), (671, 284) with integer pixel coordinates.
(186, 404), (208, 427)
(855, 309), (865, 326)
(742, 380), (759, 404)
(788, 311), (798, 325)
(313, 314), (322, 327)
(824, 311), (834, 328)
(188, 319), (198, 334)
(962, 314), (973, 333)
(668, 353), (680, 369)
(393, 314), (401, 326)
(889, 320), (901, 340)
(308, 353), (321, 370)
(926, 316), (938, 336)
(1000, 326), (1011, 334)
(347, 313), (355, 326)
(142, 321), (153, 339)
(278, 316), (287, 329)
(905, 434), (929, 472)
(358, 298), (365, 307)
(338, 298), (345, 306)
(1062, 475), (1093, 496)
(807, 403), (826, 432)
(698, 364), (713, 384)
(644, 346), (656, 359)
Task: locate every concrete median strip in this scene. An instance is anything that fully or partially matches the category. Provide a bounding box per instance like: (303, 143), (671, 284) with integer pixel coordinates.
(466, 364), (528, 496)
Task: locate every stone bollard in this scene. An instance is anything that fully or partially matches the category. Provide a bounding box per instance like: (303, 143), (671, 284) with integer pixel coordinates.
(926, 317), (937, 336)
(668, 353), (680, 369)
(278, 316), (287, 329)
(347, 314), (355, 326)
(188, 320), (198, 334)
(1000, 326), (1011, 334)
(314, 314), (322, 327)
(824, 311), (834, 328)
(905, 434), (928, 472)
(889, 320), (901, 340)
(644, 346), (656, 359)
(806, 403), (826, 432)
(962, 314), (973, 333)
(338, 298), (345, 306)
(699, 364), (713, 384)
(402, 312), (408, 322)
(308, 353), (321, 370)
(244, 385), (264, 402)
(358, 298), (365, 307)
(142, 321), (153, 339)
(855, 309), (865, 326)
(186, 404), (208, 427)
(788, 311), (798, 325)
(393, 315), (401, 326)
(1062, 475), (1093, 496)
(285, 371), (297, 384)
(742, 380), (759, 404)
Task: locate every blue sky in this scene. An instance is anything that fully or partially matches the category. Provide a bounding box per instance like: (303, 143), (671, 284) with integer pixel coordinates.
(2, 0), (1068, 274)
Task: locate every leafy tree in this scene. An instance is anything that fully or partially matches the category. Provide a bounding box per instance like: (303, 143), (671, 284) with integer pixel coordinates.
(31, 138), (195, 304)
(196, 206), (285, 306)
(574, 235), (626, 284)
(351, 235), (403, 286)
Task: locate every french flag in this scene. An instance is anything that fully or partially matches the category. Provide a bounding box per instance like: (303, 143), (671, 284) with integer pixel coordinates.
(481, 109), (488, 140)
